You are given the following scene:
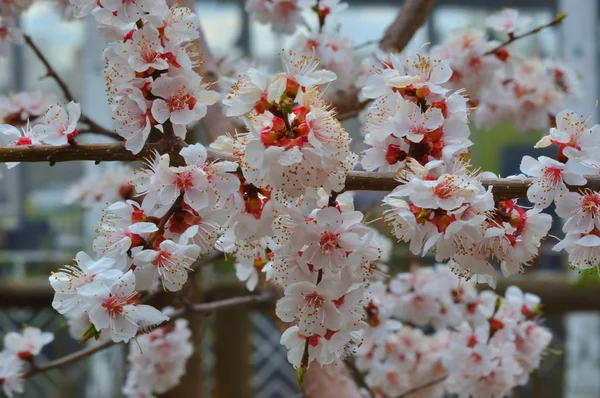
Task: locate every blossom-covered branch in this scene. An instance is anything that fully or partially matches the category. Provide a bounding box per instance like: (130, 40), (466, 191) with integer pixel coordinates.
(23, 291), (274, 380)
(1, 143), (599, 200)
(482, 12), (567, 56)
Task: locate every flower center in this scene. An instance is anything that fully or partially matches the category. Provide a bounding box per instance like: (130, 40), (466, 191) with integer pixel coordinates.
(582, 192), (600, 214)
(304, 292), (324, 308)
(175, 170), (194, 190)
(102, 295), (125, 317)
(319, 231), (340, 251)
(544, 166), (563, 185)
(433, 181), (455, 199)
(15, 137), (32, 146)
(153, 251), (172, 268)
(385, 144), (406, 165)
(170, 92), (197, 112)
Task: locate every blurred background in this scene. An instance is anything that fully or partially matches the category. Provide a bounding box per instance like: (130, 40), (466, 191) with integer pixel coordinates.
(1, 0), (600, 397)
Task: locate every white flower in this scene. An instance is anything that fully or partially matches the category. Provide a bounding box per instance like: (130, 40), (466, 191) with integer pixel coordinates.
(146, 4), (199, 52)
(296, 207), (363, 274)
(0, 122), (45, 169)
(123, 317), (193, 397)
(119, 24), (168, 72)
(79, 270), (168, 342)
(556, 190), (600, 234)
(49, 251), (121, 315)
(245, 0), (305, 34)
(392, 99), (444, 143)
(520, 155), (586, 209)
(151, 74), (220, 125)
(408, 173), (481, 211)
(222, 68), (270, 117)
(113, 90), (153, 155)
(133, 240), (201, 292)
(100, 0), (156, 23)
(0, 352), (24, 398)
(276, 276), (346, 336)
(31, 101), (80, 145)
(233, 240), (271, 292)
(3, 327), (54, 360)
(485, 9), (531, 34)
(69, 0), (98, 18)
(93, 201), (158, 268)
(536, 109), (600, 162)
(504, 285), (540, 317)
(553, 232), (600, 270)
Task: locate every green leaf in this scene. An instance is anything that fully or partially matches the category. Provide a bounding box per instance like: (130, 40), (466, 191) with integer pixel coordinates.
(79, 324), (101, 343)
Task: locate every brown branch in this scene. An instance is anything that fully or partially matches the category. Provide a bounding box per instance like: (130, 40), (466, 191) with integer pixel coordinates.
(0, 140), (191, 164)
(23, 34), (75, 103)
(2, 143), (600, 200)
(393, 375), (447, 398)
(23, 291), (274, 379)
(78, 118), (122, 141)
(379, 0), (437, 53)
(344, 360), (376, 398)
(483, 13), (566, 57)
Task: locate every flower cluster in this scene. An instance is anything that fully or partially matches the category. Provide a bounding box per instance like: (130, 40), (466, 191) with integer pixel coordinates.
(123, 315), (193, 398)
(521, 109), (600, 272)
(223, 51), (357, 197)
(73, 0), (220, 154)
(50, 142), (241, 342)
(246, 0), (347, 34)
(362, 49), (553, 285)
(360, 52), (470, 172)
(430, 9), (578, 131)
(356, 265), (552, 398)
(273, 194), (385, 369)
(383, 157), (551, 286)
(0, 326), (54, 397)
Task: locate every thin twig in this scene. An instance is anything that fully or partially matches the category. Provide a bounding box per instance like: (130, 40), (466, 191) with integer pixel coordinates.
(23, 34), (121, 141)
(23, 34), (75, 102)
(393, 375), (447, 398)
(483, 13), (566, 56)
(344, 360), (375, 398)
(23, 291), (274, 379)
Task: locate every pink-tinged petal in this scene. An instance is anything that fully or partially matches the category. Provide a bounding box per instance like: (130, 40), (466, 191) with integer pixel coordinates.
(519, 156), (543, 177)
(180, 143), (207, 166)
(129, 222), (158, 235)
(151, 99), (171, 124)
(275, 296), (303, 322)
(89, 305), (110, 330)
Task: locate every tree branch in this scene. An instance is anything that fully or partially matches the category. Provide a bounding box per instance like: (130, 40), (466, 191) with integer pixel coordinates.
(393, 375), (447, 398)
(379, 0), (437, 53)
(483, 13), (566, 57)
(23, 291), (274, 379)
(2, 143), (600, 200)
